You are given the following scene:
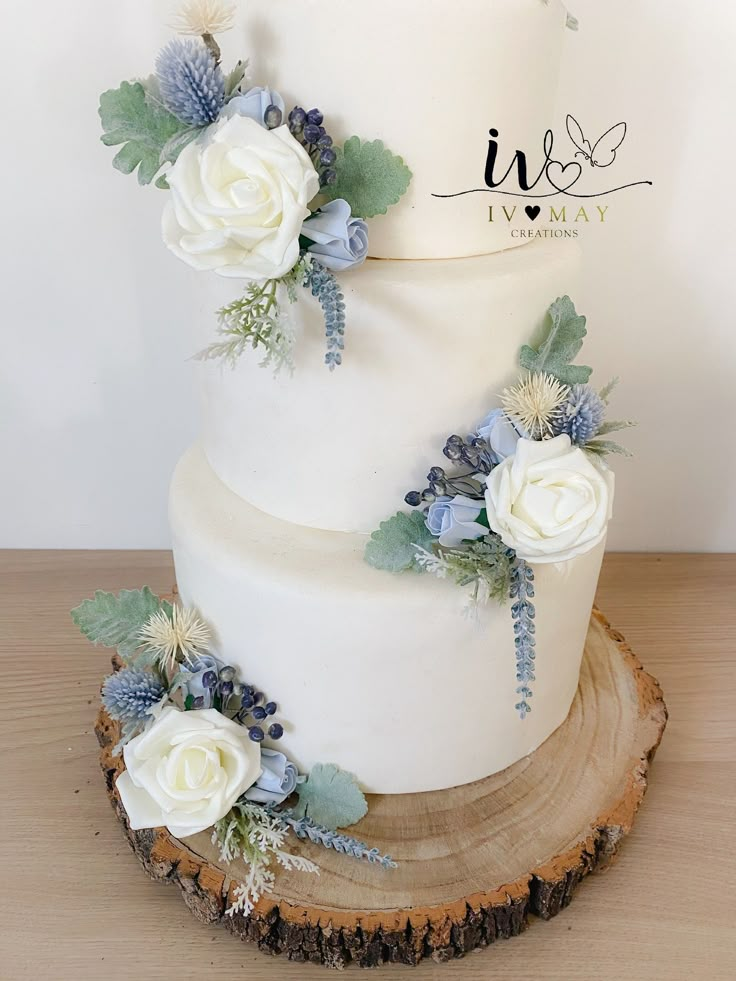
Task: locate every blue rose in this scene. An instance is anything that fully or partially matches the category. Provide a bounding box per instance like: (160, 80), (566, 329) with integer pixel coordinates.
(225, 86), (286, 127)
(476, 409), (522, 464)
(301, 199), (369, 272)
(243, 748), (300, 806)
(182, 653), (221, 706)
(426, 495), (487, 548)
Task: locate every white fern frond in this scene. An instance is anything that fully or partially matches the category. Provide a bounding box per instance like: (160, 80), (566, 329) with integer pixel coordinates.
(276, 851), (320, 875)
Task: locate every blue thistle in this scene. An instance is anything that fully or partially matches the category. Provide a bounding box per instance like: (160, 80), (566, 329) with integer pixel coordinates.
(302, 260), (346, 369)
(553, 384), (605, 446)
(155, 39), (225, 127)
(102, 669), (166, 726)
(510, 559), (536, 719)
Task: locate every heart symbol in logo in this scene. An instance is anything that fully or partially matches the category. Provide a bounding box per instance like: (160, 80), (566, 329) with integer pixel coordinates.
(525, 205), (541, 221)
(546, 160), (583, 192)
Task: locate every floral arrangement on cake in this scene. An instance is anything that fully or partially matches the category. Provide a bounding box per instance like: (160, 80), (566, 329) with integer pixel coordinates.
(71, 586), (395, 915)
(98, 1), (412, 371)
(365, 296), (633, 719)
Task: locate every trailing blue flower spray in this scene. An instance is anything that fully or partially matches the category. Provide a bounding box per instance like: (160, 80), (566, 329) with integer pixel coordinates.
(509, 560), (536, 719)
(302, 259), (346, 369)
(278, 813), (397, 869)
(367, 297), (633, 718)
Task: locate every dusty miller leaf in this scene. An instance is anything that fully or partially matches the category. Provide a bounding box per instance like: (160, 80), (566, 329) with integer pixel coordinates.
(364, 511), (437, 573)
(293, 763), (368, 830)
(99, 81), (187, 186)
(323, 137), (412, 218)
(71, 587), (170, 658)
(519, 295), (593, 385)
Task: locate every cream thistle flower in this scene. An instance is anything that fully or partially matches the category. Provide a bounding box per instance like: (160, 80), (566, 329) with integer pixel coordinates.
(138, 605), (211, 675)
(502, 373), (569, 439)
(171, 0), (236, 37)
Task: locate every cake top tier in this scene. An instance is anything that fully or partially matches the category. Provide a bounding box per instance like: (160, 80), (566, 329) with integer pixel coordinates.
(244, 0), (570, 260)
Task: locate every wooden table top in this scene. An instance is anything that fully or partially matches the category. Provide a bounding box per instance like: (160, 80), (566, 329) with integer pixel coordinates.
(1, 550), (734, 980)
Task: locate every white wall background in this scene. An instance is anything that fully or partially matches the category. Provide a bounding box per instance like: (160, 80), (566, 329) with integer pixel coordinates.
(2, 0), (735, 549)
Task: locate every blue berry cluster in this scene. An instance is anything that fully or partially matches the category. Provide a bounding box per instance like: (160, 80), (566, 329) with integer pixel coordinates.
(404, 435), (495, 508)
(198, 665), (283, 743)
(302, 260), (346, 369)
(510, 560), (536, 720)
(102, 669), (166, 727)
(156, 39), (225, 127)
(552, 384), (605, 446)
(287, 107), (337, 188)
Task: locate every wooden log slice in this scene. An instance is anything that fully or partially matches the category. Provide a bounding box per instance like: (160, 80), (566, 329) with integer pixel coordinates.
(95, 608), (667, 968)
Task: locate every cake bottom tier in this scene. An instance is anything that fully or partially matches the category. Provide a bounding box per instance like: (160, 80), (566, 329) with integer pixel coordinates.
(170, 445), (605, 795)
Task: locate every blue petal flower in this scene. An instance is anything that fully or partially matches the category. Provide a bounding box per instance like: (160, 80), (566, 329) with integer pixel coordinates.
(426, 495), (487, 548)
(243, 748), (300, 805)
(302, 199), (369, 272)
(225, 86), (286, 127)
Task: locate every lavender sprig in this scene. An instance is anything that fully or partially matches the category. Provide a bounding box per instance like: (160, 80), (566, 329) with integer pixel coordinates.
(510, 559), (536, 719)
(301, 259), (346, 369)
(279, 812), (397, 869)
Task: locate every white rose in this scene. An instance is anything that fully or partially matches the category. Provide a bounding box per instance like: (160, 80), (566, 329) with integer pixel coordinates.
(162, 114), (320, 280)
(116, 706), (261, 838)
(484, 434), (614, 564)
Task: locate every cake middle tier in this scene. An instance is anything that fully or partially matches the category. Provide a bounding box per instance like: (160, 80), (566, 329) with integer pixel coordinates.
(197, 239), (581, 533)
(170, 444), (605, 795)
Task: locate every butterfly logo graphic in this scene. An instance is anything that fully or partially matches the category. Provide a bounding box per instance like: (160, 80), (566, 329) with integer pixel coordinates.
(566, 115), (627, 168)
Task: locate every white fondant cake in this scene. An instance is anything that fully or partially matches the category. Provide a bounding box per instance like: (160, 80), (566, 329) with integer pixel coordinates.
(197, 240), (581, 532)
(244, 0), (570, 259)
(170, 444), (604, 794)
(165, 2), (607, 796)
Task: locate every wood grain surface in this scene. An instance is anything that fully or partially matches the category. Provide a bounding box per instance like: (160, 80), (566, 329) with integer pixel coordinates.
(1, 551), (734, 979)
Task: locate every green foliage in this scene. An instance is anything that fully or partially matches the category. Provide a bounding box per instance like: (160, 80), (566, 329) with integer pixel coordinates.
(99, 80), (188, 186)
(598, 377), (619, 403)
(519, 295), (593, 385)
(595, 419), (636, 437)
(322, 137), (412, 218)
(71, 587), (172, 658)
(417, 534), (515, 606)
(584, 439), (633, 458)
(197, 276), (298, 371)
(154, 127), (203, 188)
(364, 511), (437, 574)
(224, 60), (248, 99)
(293, 763), (368, 831)
(213, 802), (318, 916)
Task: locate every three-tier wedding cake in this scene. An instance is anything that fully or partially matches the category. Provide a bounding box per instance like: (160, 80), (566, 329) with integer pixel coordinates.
(166, 0), (604, 793)
(75, 0), (637, 923)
